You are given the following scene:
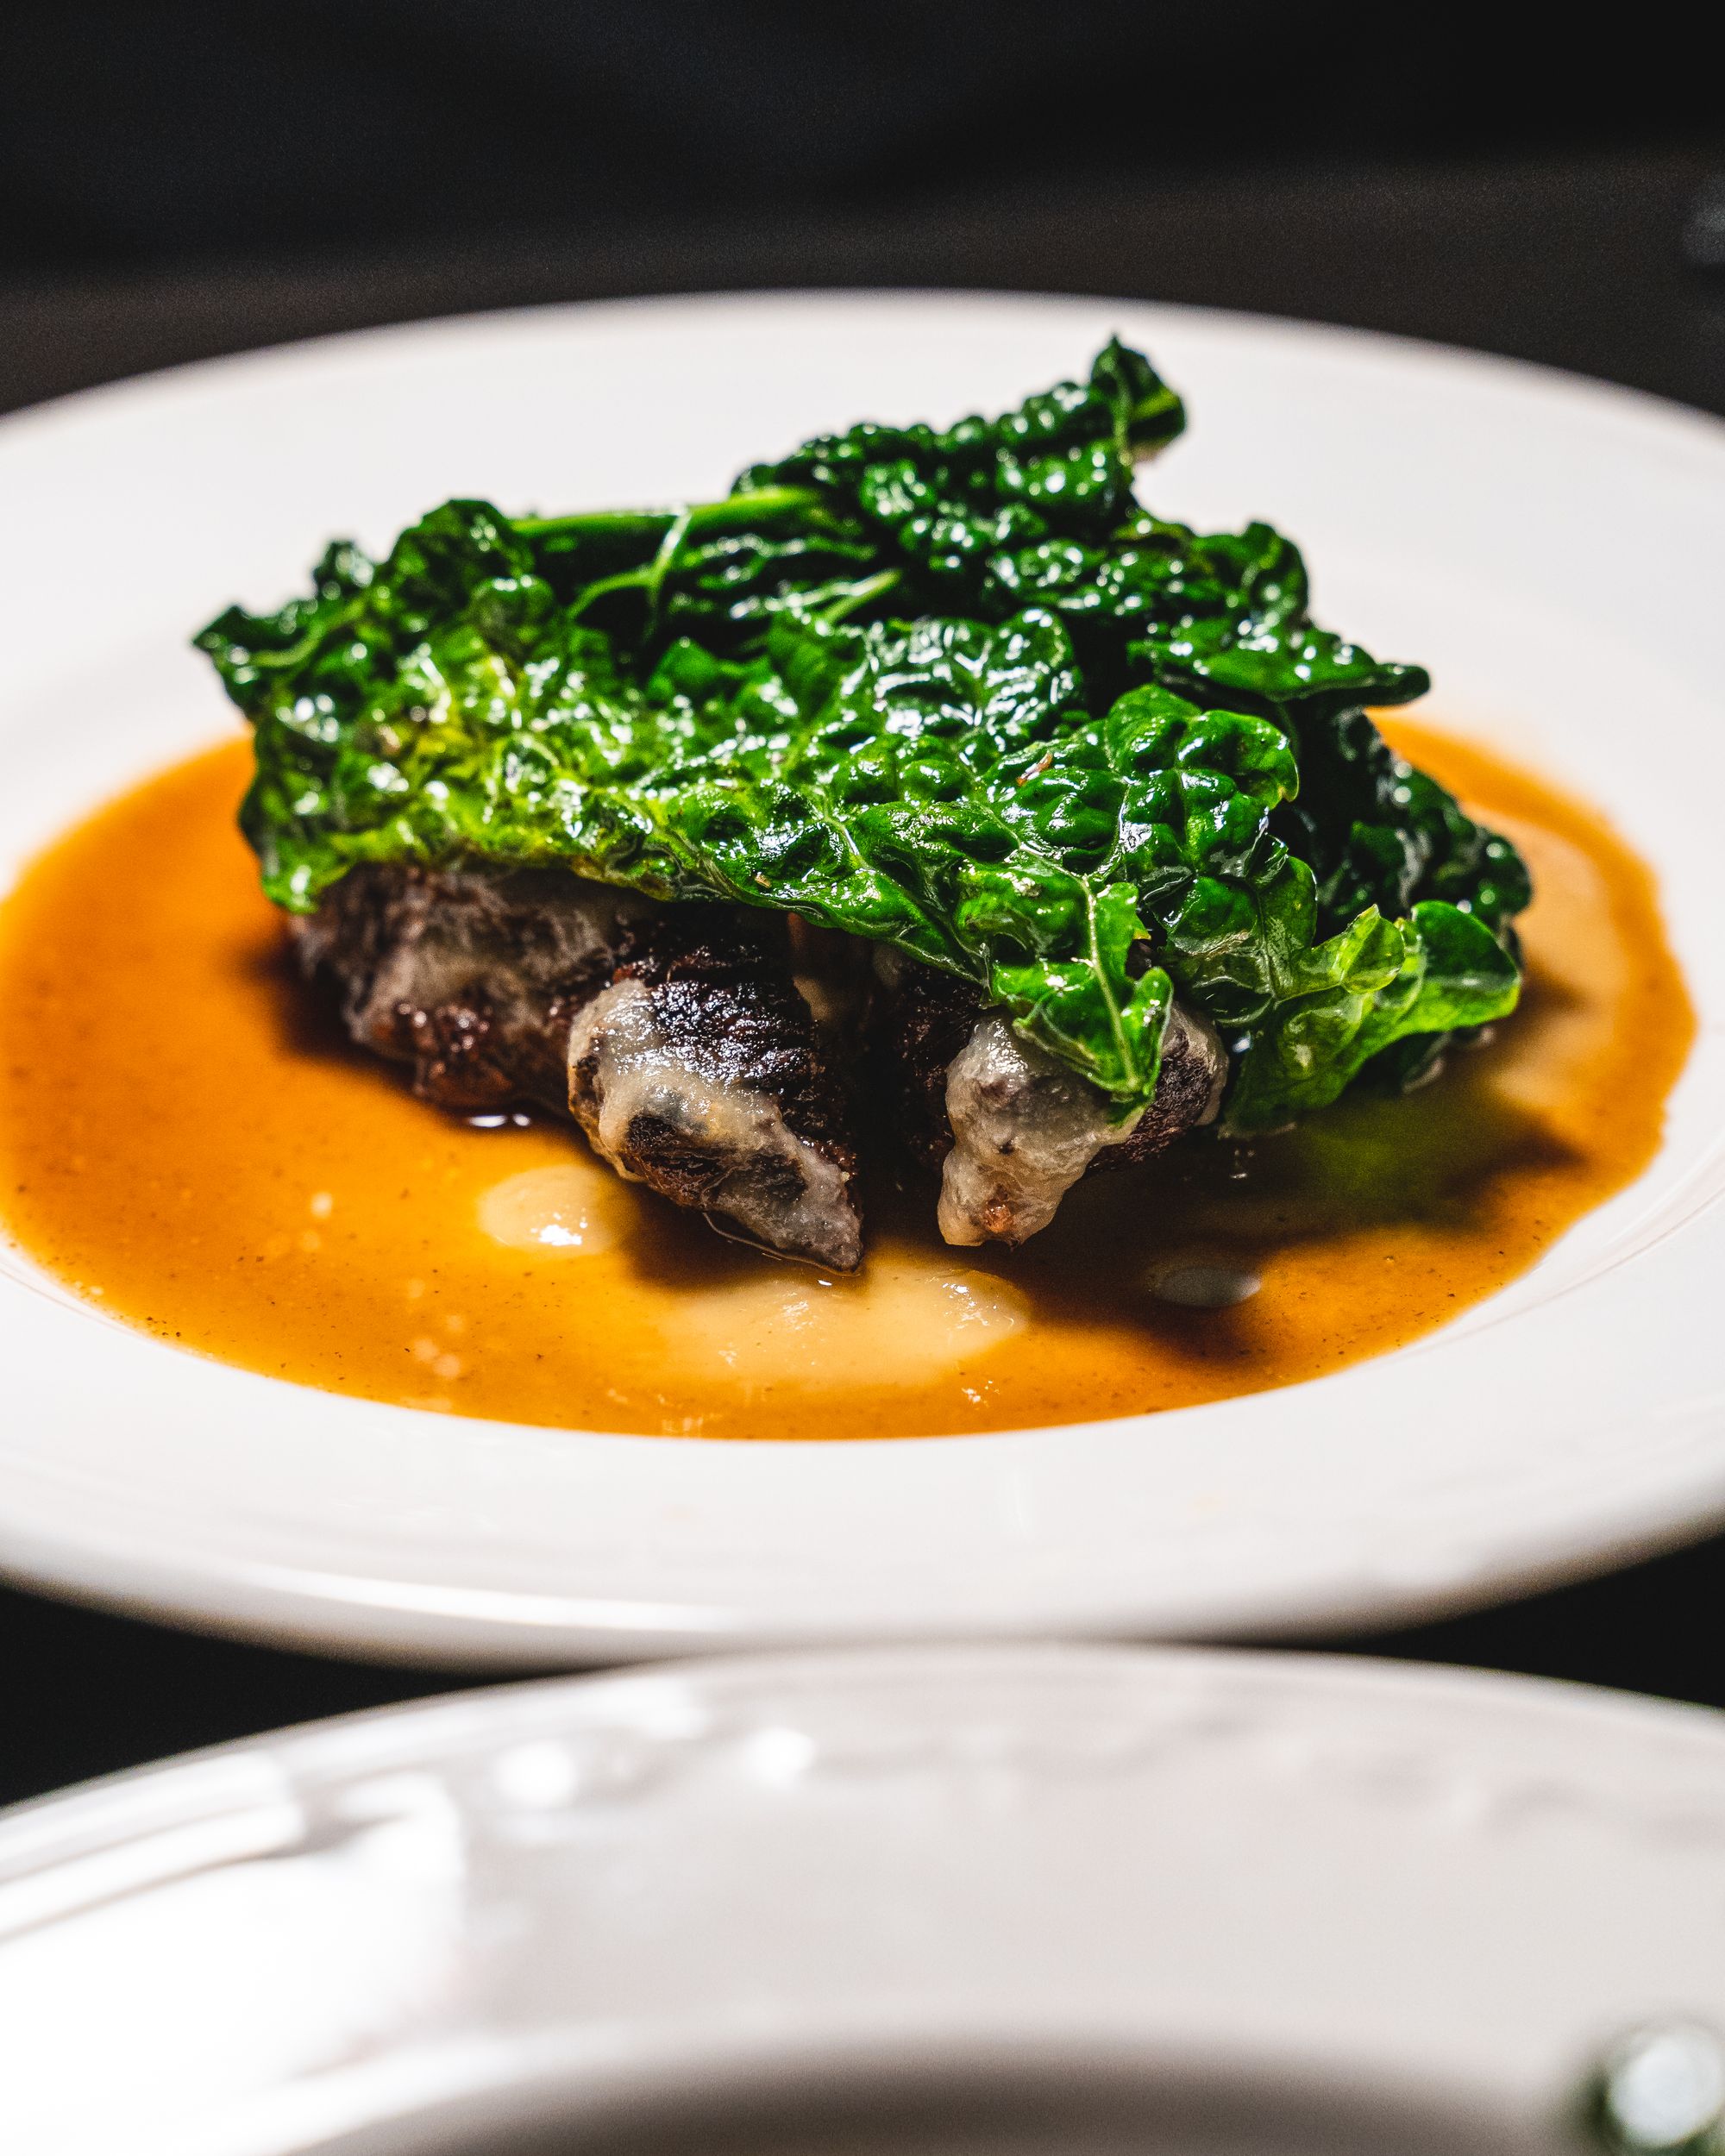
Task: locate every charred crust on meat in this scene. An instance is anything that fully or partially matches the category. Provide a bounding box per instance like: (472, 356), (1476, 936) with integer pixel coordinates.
(294, 865), (863, 1269)
(292, 863), (632, 1114)
(567, 907), (864, 1271)
(599, 906), (860, 1170)
(1093, 1007), (1228, 1171)
(295, 862), (1229, 1262)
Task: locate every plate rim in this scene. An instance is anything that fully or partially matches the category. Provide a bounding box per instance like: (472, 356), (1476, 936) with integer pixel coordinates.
(10, 1634), (1725, 1833)
(7, 280), (1725, 456)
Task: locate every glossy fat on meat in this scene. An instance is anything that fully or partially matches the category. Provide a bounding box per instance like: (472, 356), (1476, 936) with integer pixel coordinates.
(872, 956), (1227, 1246)
(936, 1012), (1138, 1244)
(294, 866), (863, 1268)
(567, 920), (862, 1271)
(939, 1003), (1226, 1245)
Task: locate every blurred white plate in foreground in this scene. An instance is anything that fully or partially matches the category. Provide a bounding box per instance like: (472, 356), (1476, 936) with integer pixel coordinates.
(1, 291), (1722, 1660)
(3, 1645), (1723, 2155)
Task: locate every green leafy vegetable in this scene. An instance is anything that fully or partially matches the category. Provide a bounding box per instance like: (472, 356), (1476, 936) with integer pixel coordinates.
(197, 342), (1527, 1132)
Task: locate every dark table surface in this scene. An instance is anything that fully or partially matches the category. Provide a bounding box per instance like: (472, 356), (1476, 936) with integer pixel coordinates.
(3, 141), (1723, 1812)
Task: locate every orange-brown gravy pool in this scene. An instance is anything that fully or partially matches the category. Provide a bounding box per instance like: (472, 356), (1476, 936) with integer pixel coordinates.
(0, 725), (1694, 1439)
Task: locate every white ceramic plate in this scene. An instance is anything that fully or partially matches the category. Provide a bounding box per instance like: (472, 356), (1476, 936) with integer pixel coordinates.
(2, 292), (1723, 1663)
(3, 1643), (1725, 2155)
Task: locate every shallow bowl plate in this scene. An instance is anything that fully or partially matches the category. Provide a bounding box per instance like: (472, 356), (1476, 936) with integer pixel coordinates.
(1, 291), (1723, 1661)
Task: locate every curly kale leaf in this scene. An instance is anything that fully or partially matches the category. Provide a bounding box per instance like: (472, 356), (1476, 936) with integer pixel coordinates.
(201, 342), (1427, 737)
(207, 545), (1516, 1119)
(1275, 701), (1532, 937)
(737, 346), (1429, 736)
(480, 339), (1187, 657)
(197, 343), (1527, 1130)
(734, 337), (1184, 609)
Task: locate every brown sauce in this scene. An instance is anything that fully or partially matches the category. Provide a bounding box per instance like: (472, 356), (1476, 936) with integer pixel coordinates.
(0, 724), (1694, 1440)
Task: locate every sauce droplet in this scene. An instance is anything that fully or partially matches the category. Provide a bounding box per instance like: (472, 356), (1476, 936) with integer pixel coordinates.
(1151, 1262), (1262, 1309)
(477, 1163), (630, 1256)
(671, 1250), (1031, 1394)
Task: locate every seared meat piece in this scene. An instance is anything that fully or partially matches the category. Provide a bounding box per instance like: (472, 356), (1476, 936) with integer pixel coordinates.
(938, 1004), (1226, 1245)
(873, 957), (1226, 1246)
(293, 866), (862, 1269)
(295, 865), (643, 1115)
(568, 913), (862, 1270)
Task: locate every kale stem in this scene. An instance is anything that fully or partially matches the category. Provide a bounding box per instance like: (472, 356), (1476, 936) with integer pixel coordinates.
(511, 507), (669, 543)
(642, 505), (693, 633)
(550, 489), (867, 624)
(563, 568), (649, 620)
(686, 486), (829, 530)
(232, 596), (367, 672)
(512, 486), (826, 543)
(819, 567), (900, 623)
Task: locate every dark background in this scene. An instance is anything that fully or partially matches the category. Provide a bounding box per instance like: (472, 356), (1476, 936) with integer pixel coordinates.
(3, 3), (1723, 1806)
(3, 5), (1718, 281)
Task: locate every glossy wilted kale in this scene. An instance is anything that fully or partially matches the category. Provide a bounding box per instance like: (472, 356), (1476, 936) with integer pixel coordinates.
(197, 342), (1527, 1131)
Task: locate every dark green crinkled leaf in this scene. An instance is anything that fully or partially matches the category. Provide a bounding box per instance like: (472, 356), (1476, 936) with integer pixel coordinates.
(197, 342), (1528, 1131)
